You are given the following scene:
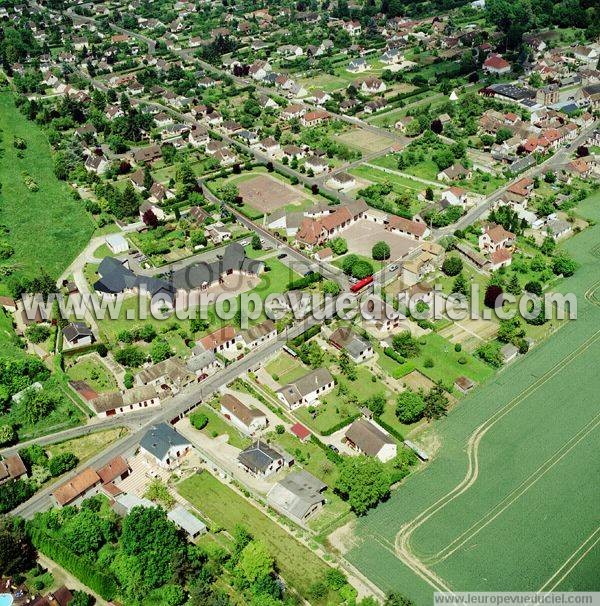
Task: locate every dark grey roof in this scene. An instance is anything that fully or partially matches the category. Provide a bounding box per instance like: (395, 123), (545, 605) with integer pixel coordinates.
(171, 242), (263, 290)
(238, 440), (282, 473)
(139, 423), (190, 460)
(63, 322), (93, 342)
(94, 257), (175, 298)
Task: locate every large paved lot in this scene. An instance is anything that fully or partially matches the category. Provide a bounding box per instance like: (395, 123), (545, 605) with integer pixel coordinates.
(341, 194), (600, 604)
(342, 219), (418, 261)
(237, 174), (302, 213)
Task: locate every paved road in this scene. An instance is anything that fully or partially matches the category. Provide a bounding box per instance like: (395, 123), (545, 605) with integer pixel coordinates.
(434, 120), (598, 238)
(11, 294), (339, 518)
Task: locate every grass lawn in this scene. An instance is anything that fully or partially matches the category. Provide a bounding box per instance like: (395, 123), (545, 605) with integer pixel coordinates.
(195, 404), (251, 449)
(265, 352), (310, 384)
(378, 332), (494, 388)
(0, 92), (94, 290)
(66, 356), (118, 393)
(296, 365), (390, 434)
(178, 472), (339, 602)
(46, 427), (128, 462)
(0, 307), (26, 358)
(0, 379), (86, 441)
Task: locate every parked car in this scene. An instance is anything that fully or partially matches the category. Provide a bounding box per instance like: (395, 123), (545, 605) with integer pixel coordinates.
(277, 253), (287, 259)
(389, 264), (398, 271)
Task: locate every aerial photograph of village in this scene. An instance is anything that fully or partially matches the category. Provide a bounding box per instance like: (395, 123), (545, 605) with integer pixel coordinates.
(0, 0), (598, 603)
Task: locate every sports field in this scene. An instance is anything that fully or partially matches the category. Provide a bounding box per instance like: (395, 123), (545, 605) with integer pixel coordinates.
(340, 194), (600, 602)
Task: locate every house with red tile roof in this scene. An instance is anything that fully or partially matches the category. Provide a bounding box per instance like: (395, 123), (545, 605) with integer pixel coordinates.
(483, 54), (511, 74)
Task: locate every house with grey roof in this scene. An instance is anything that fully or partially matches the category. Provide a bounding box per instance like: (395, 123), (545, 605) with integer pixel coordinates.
(241, 319), (277, 349)
(238, 440), (285, 476)
(135, 357), (195, 392)
(94, 243), (262, 308)
(167, 505), (207, 538)
(139, 423), (192, 469)
(276, 368), (334, 410)
(62, 322), (94, 348)
(328, 326), (374, 363)
(186, 350), (220, 378)
(90, 385), (160, 418)
(171, 242), (264, 292)
(267, 470), (326, 526)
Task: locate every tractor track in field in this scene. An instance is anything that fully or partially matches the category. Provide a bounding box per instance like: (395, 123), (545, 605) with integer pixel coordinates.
(392, 321), (600, 592)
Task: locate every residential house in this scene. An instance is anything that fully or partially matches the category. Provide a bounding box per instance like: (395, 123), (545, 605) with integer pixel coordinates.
(347, 58), (368, 73)
(483, 54), (511, 74)
(62, 322), (94, 348)
(437, 163), (472, 182)
(276, 368), (335, 410)
(139, 423), (192, 469)
(301, 110), (330, 127)
(355, 76), (386, 94)
(0, 453), (28, 485)
(90, 385), (161, 418)
(241, 319), (277, 349)
(441, 186), (468, 207)
(52, 468), (102, 507)
(186, 350), (220, 379)
(489, 247), (513, 270)
(136, 357), (195, 392)
(327, 172), (356, 190)
(329, 326), (374, 362)
(220, 394), (268, 434)
(196, 326), (239, 355)
(84, 153), (109, 175)
(267, 470), (326, 526)
(305, 155), (330, 175)
(238, 440), (284, 476)
(344, 418), (397, 462)
(479, 223), (515, 253)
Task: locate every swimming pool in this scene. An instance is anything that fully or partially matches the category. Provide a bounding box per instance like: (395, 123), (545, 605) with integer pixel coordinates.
(0, 594), (13, 606)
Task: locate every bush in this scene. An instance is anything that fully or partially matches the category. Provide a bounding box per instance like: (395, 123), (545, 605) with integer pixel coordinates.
(287, 272), (322, 290)
(423, 357), (434, 368)
(190, 411), (209, 430)
(454, 343), (462, 352)
(442, 255), (463, 276)
(48, 452), (79, 477)
(384, 347), (406, 365)
(458, 356), (467, 365)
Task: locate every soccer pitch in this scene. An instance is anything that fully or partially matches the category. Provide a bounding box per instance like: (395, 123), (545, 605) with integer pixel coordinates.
(342, 196), (600, 603)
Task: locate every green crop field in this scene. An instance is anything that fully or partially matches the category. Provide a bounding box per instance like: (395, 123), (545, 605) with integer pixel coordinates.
(0, 92), (94, 290)
(341, 193), (600, 603)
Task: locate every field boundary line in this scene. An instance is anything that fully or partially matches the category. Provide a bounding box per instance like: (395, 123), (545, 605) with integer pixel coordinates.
(392, 328), (600, 591)
(538, 527), (600, 592)
(428, 413), (600, 564)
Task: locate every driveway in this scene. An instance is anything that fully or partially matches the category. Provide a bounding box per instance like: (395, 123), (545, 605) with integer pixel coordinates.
(175, 417), (276, 494)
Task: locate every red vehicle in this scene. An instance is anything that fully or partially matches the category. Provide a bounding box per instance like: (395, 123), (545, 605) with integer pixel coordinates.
(350, 275), (374, 293)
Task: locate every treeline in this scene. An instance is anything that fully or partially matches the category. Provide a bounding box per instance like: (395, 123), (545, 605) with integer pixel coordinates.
(28, 528), (118, 600)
